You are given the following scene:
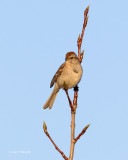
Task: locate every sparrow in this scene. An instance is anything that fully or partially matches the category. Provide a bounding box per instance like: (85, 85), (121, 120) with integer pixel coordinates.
(43, 51), (83, 109)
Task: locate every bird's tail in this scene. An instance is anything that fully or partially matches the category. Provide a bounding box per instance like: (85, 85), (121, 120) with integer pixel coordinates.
(43, 83), (59, 109)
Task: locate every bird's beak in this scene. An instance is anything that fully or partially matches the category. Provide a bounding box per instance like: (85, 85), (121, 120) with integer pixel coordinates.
(65, 58), (70, 61)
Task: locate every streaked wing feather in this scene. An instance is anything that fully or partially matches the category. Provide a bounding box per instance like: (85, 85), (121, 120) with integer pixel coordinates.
(50, 63), (65, 88)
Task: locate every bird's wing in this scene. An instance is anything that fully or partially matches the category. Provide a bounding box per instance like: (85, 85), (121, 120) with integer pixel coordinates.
(50, 63), (65, 88)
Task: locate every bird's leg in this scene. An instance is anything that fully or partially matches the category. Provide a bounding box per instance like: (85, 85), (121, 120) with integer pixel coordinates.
(74, 85), (79, 92)
(64, 89), (74, 112)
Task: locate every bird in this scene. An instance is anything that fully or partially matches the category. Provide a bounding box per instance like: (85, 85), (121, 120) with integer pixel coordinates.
(43, 51), (83, 109)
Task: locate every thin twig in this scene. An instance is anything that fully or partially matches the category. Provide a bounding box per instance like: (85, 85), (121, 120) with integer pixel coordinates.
(43, 122), (68, 160)
(65, 90), (74, 112)
(74, 124), (90, 143)
(73, 86), (79, 107)
(77, 5), (89, 61)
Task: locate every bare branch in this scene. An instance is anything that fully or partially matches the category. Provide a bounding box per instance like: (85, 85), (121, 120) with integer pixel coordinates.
(43, 122), (68, 160)
(69, 112), (76, 160)
(73, 86), (79, 108)
(77, 5), (89, 60)
(74, 124), (90, 143)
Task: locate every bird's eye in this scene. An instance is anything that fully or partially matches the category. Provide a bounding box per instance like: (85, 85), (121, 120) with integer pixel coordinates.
(71, 57), (73, 59)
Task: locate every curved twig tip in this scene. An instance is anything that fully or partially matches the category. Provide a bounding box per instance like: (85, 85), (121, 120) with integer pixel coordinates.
(43, 121), (47, 133)
(86, 124), (91, 128)
(84, 5), (90, 16)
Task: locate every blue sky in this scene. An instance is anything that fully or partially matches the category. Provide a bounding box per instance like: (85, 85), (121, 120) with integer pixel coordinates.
(0, 0), (128, 160)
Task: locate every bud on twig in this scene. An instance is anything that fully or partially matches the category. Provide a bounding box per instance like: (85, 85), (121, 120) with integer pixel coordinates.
(74, 124), (90, 143)
(84, 5), (90, 17)
(78, 34), (81, 41)
(83, 124), (90, 133)
(43, 121), (47, 133)
(77, 34), (81, 44)
(80, 50), (84, 62)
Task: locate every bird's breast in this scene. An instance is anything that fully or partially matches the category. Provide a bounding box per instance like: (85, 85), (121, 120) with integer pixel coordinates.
(57, 63), (83, 89)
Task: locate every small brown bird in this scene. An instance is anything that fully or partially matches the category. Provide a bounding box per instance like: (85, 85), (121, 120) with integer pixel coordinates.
(43, 52), (83, 109)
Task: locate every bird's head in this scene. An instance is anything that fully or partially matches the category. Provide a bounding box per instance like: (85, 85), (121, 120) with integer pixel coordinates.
(65, 52), (79, 62)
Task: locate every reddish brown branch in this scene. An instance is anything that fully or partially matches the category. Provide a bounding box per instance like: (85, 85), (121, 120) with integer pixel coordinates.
(73, 89), (78, 107)
(74, 124), (90, 143)
(43, 122), (68, 160)
(77, 5), (89, 61)
(65, 90), (74, 112)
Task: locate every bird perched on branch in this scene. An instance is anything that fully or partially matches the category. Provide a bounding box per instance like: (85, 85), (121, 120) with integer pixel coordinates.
(43, 52), (83, 109)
